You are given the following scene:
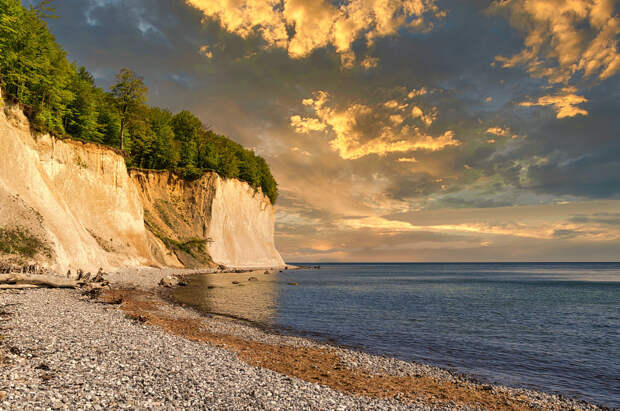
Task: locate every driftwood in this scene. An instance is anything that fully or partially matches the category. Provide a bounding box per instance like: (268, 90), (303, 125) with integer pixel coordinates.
(0, 284), (42, 289)
(0, 274), (78, 288)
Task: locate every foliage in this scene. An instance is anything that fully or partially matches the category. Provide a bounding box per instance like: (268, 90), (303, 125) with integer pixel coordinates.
(110, 68), (147, 150)
(0, 227), (51, 258)
(0, 0), (278, 203)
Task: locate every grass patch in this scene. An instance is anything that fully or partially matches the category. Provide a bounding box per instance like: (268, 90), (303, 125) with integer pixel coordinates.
(144, 212), (213, 265)
(0, 227), (51, 258)
(154, 200), (174, 229)
(161, 237), (211, 259)
(74, 155), (89, 170)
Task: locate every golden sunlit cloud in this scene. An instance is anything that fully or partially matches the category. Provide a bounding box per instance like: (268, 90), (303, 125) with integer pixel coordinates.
(330, 129), (459, 160)
(397, 157), (418, 163)
(486, 126), (510, 136)
(411, 106), (436, 127)
(340, 216), (620, 241)
(185, 0), (444, 67)
(519, 87), (589, 118)
(291, 91), (460, 160)
(407, 87), (428, 99)
(491, 0), (620, 84)
(361, 56), (379, 70)
(290, 115), (327, 133)
(290, 146), (311, 156)
(390, 114), (405, 125)
(199, 44), (213, 58)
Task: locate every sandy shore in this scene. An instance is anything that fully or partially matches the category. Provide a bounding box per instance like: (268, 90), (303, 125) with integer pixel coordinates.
(0, 271), (605, 410)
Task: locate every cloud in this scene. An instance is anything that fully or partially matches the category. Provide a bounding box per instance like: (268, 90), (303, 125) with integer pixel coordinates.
(486, 127), (510, 136)
(491, 0), (620, 84)
(290, 146), (311, 156)
(519, 87), (589, 118)
(331, 128), (460, 160)
(290, 115), (327, 133)
(199, 44), (213, 58)
(569, 212), (620, 226)
(341, 214), (620, 241)
(185, 0), (444, 67)
(290, 91), (460, 160)
(360, 56), (379, 70)
(408, 87), (428, 99)
(410, 105), (436, 127)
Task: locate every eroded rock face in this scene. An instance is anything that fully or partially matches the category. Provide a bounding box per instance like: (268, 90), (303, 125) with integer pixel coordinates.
(0, 101), (152, 273)
(130, 170), (285, 269)
(206, 176), (285, 268)
(0, 97), (284, 272)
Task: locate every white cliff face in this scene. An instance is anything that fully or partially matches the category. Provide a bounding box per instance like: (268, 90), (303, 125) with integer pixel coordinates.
(206, 177), (285, 269)
(130, 170), (285, 269)
(0, 98), (285, 271)
(0, 102), (153, 273)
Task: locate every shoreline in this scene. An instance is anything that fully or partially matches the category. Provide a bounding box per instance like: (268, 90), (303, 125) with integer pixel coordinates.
(0, 273), (606, 410)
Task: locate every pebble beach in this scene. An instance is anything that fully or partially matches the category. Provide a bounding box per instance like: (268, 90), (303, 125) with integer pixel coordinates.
(0, 273), (607, 410)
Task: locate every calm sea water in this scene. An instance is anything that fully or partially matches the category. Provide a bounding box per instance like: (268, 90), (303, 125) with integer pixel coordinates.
(174, 263), (620, 408)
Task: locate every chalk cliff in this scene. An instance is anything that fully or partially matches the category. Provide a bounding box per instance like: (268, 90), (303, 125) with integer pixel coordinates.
(130, 170), (284, 269)
(0, 97), (284, 272)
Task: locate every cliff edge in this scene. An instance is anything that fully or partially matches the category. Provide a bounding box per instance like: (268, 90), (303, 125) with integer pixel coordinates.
(0, 97), (284, 272)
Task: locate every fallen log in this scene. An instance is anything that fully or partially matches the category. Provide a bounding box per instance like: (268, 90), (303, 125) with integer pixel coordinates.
(0, 274), (78, 288)
(0, 284), (41, 289)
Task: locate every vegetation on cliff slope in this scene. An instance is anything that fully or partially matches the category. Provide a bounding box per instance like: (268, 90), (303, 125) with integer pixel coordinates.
(0, 227), (51, 259)
(0, 0), (278, 203)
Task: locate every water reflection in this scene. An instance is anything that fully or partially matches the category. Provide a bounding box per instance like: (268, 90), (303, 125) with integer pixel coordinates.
(173, 271), (281, 325)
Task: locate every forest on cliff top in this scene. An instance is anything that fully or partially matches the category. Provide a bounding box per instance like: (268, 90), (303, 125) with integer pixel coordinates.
(0, 0), (278, 203)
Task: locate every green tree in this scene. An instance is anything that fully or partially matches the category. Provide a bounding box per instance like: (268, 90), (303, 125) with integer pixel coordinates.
(110, 68), (147, 150)
(0, 1), (278, 202)
(65, 66), (103, 142)
(0, 0), (73, 134)
(149, 107), (177, 169)
(171, 110), (202, 141)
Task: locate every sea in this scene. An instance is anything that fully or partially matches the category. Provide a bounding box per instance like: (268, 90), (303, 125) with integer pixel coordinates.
(173, 263), (620, 408)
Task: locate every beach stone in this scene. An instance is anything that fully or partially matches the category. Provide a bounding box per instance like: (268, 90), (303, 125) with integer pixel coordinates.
(0, 287), (604, 411)
(248, 277), (258, 282)
(159, 276), (179, 288)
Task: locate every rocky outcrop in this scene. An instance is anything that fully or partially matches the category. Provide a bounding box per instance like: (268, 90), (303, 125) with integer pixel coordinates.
(130, 170), (285, 269)
(0, 96), (284, 272)
(0, 99), (152, 273)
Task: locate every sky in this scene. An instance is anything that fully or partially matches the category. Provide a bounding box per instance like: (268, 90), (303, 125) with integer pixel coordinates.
(35, 0), (620, 262)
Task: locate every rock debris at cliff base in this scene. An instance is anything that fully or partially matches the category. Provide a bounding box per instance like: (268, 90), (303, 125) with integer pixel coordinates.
(0, 289), (603, 410)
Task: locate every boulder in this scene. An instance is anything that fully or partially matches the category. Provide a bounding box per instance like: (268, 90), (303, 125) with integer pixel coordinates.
(159, 275), (179, 288)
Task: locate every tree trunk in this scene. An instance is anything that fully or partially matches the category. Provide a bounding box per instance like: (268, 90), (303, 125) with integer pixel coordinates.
(120, 119), (125, 151)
